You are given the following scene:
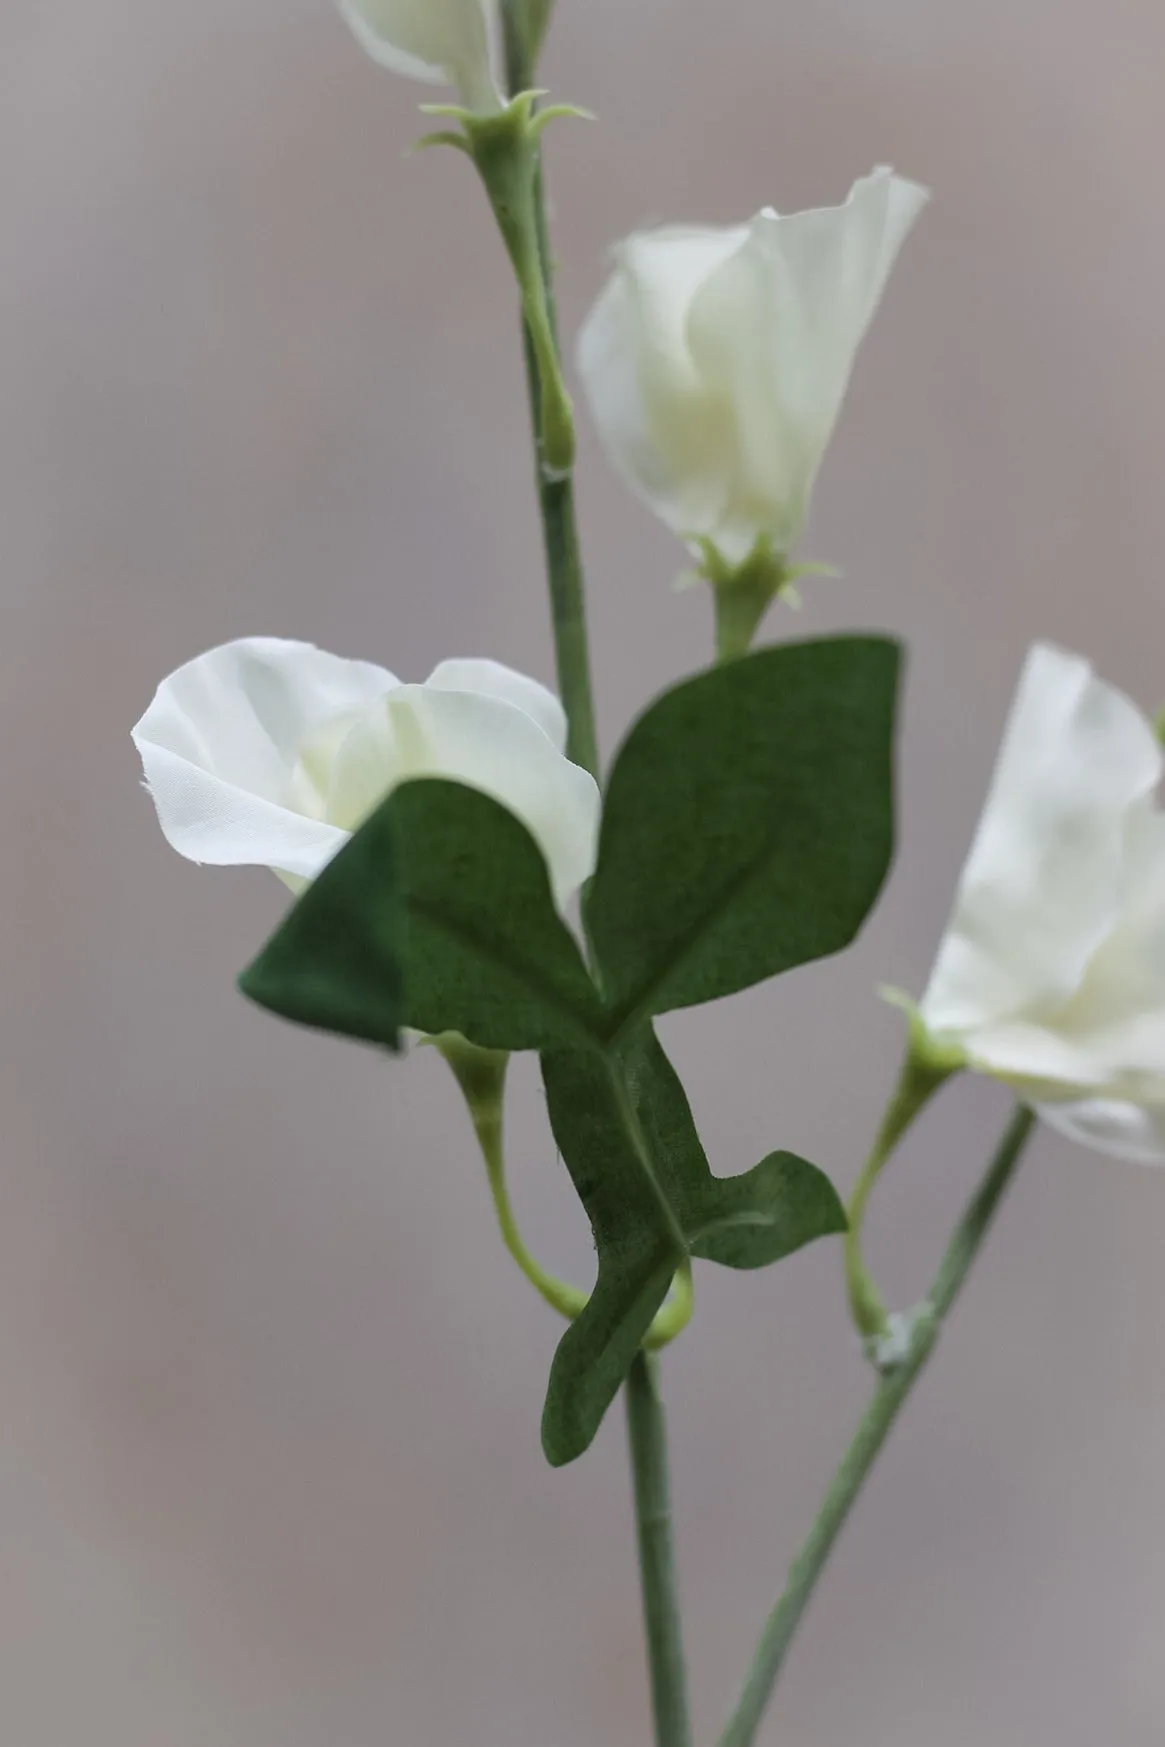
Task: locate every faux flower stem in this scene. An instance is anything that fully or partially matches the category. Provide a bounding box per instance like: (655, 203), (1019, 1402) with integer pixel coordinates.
(443, 1034), (694, 1346)
(478, 1101), (693, 1346)
(499, 12), (601, 778)
(474, 1096), (591, 1321)
(845, 1021), (965, 1343)
(468, 101), (576, 479)
(626, 1352), (694, 1747)
(713, 580), (776, 663)
(701, 543), (790, 664)
(643, 1261), (694, 1352)
(719, 1104), (1037, 1747)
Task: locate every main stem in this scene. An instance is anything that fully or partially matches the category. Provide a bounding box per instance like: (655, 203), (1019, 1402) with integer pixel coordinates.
(718, 1104), (1036, 1747)
(626, 1352), (694, 1747)
(502, 16), (600, 778)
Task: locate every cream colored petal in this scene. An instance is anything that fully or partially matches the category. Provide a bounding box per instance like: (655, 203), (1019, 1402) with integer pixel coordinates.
(1036, 1097), (1165, 1164)
(920, 644), (1163, 1047)
(337, 0), (502, 110)
(425, 657), (568, 752)
(1040, 802), (1165, 1082)
(576, 223), (747, 543)
(685, 168), (928, 560)
(325, 686), (600, 910)
(131, 638), (397, 881)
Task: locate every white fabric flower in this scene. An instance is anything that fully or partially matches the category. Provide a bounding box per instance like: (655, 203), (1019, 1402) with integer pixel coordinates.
(576, 168), (929, 569)
(337, 0), (503, 112)
(918, 642), (1165, 1161)
(132, 638), (599, 912)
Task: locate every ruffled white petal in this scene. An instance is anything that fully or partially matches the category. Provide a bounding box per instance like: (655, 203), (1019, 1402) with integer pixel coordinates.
(576, 169), (927, 566)
(133, 637), (599, 914)
(336, 0), (502, 111)
(132, 639), (398, 882)
(1042, 802), (1165, 1086)
(425, 657), (568, 753)
(920, 644), (1163, 1045)
(1035, 1097), (1165, 1165)
(577, 224), (747, 545)
(686, 169), (929, 560)
(324, 686), (600, 908)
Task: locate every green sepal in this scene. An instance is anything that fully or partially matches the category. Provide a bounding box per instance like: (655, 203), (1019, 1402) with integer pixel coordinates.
(539, 1027), (845, 1466)
(240, 778), (603, 1054)
(585, 636), (901, 1034)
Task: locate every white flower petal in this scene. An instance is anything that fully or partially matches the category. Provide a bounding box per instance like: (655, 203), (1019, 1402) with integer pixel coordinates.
(337, 0), (502, 111)
(1036, 1097), (1165, 1165)
(425, 657), (568, 752)
(920, 643), (1163, 1046)
(686, 169), (929, 560)
(326, 686), (600, 909)
(132, 638), (398, 881)
(135, 638), (598, 916)
(577, 224), (747, 545)
(577, 169), (927, 566)
(1043, 803), (1165, 1084)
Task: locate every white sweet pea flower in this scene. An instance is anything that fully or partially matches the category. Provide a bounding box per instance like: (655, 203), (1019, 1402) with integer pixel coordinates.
(918, 643), (1165, 1162)
(576, 167), (929, 570)
(337, 0), (503, 113)
(131, 638), (599, 913)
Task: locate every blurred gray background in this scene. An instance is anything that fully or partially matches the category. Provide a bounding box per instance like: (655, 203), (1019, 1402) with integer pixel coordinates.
(4, 1), (1165, 1742)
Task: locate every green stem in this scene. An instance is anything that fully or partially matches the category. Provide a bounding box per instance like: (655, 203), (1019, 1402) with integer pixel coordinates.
(844, 1034), (963, 1343)
(626, 1352), (694, 1747)
(445, 1037), (693, 1347)
(718, 1104), (1036, 1747)
(500, 20), (600, 778)
(714, 582), (774, 663)
(474, 1097), (590, 1321)
(644, 1260), (694, 1352)
(701, 540), (789, 665)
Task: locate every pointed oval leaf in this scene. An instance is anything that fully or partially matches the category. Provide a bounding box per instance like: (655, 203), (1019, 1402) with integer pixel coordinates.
(241, 778), (603, 1054)
(585, 637), (901, 1030)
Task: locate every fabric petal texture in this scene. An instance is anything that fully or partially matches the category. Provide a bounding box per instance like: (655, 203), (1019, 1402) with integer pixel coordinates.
(576, 168), (928, 567)
(577, 224), (747, 546)
(337, 0), (502, 111)
(425, 657), (568, 753)
(132, 638), (599, 911)
(132, 639), (398, 882)
(1035, 1097), (1165, 1165)
(916, 641), (1165, 1158)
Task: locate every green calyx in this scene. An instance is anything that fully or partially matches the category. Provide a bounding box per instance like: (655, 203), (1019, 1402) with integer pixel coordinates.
(1154, 706), (1165, 747)
(416, 90), (590, 480)
(695, 538), (837, 663)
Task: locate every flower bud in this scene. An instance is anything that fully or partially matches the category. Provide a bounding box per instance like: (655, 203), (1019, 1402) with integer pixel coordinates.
(337, 0), (503, 113)
(576, 167), (928, 570)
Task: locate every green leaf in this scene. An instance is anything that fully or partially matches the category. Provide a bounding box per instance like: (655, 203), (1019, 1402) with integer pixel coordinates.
(690, 1153), (846, 1271)
(585, 637), (901, 1029)
(540, 1028), (845, 1465)
(240, 779), (603, 1054)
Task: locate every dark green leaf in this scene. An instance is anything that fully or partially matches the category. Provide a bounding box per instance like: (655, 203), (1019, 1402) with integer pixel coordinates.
(540, 1028), (845, 1465)
(240, 779), (603, 1054)
(690, 1153), (846, 1271)
(585, 637), (901, 1028)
